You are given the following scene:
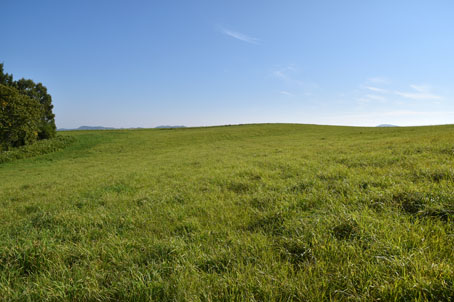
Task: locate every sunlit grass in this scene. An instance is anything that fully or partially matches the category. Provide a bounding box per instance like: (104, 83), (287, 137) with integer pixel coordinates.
(0, 124), (453, 301)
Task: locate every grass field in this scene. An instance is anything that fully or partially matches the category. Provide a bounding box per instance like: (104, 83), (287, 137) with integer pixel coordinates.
(1, 123), (453, 301)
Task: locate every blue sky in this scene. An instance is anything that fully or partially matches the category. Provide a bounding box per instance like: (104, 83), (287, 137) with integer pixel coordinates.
(2, 0), (454, 128)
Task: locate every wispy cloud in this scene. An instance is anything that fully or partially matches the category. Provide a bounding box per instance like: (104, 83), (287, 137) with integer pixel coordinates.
(340, 110), (448, 119)
(395, 85), (442, 100)
(220, 27), (259, 44)
(359, 80), (442, 102)
(272, 65), (305, 86)
(365, 94), (387, 102)
(272, 66), (295, 80)
(280, 90), (293, 96)
(395, 91), (441, 100)
(383, 110), (454, 116)
(410, 84), (429, 92)
(364, 86), (388, 93)
(357, 94), (387, 104)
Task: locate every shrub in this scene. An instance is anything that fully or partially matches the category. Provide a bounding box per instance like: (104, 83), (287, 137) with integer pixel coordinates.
(0, 136), (75, 164)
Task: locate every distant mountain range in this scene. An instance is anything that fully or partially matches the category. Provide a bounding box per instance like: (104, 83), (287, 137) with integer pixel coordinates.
(57, 125), (185, 131)
(155, 125), (186, 129)
(57, 126), (116, 131)
(376, 124), (399, 127)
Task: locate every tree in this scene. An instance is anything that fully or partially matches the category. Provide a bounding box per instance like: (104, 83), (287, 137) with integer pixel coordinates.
(0, 63), (56, 142)
(0, 84), (42, 150)
(0, 64), (13, 86)
(14, 78), (56, 139)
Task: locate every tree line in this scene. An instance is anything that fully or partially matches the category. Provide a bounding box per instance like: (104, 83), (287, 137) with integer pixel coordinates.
(0, 63), (56, 151)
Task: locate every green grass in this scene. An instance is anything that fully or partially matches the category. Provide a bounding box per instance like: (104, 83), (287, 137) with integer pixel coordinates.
(0, 123), (453, 301)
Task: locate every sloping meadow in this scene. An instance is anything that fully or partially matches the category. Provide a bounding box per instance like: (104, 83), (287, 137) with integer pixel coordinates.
(0, 124), (453, 301)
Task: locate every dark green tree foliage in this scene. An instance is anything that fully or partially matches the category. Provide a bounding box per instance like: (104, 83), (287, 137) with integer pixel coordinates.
(0, 64), (13, 86)
(0, 84), (42, 150)
(14, 79), (56, 139)
(0, 63), (56, 150)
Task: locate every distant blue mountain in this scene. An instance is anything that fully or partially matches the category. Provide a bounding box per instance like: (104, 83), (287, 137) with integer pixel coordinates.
(58, 126), (115, 131)
(377, 124), (399, 127)
(77, 126), (116, 130)
(155, 125), (186, 129)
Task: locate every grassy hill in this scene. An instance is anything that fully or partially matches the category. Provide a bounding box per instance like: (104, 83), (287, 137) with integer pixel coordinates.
(1, 123), (453, 301)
